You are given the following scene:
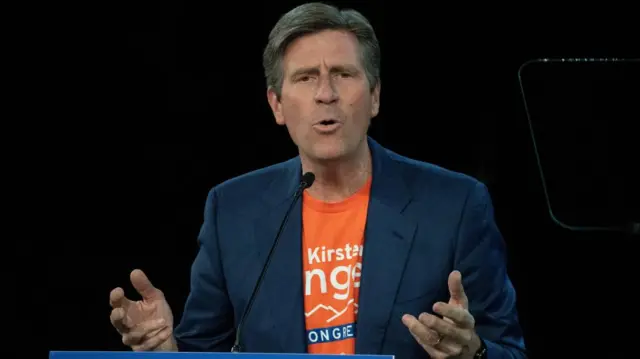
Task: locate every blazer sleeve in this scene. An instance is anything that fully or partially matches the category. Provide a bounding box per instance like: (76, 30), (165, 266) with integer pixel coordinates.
(454, 181), (528, 359)
(173, 187), (235, 351)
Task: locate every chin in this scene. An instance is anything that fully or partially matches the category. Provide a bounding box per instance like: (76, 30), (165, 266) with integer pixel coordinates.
(308, 143), (349, 162)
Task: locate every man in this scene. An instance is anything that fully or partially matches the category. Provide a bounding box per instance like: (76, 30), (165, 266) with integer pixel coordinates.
(109, 3), (527, 358)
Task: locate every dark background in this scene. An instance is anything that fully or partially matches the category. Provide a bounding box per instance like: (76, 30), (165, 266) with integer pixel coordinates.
(44, 1), (639, 358)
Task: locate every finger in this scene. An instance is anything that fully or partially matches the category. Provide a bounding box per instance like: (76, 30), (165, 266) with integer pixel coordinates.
(122, 318), (167, 346)
(132, 326), (173, 352)
(407, 330), (448, 359)
(145, 325), (165, 339)
(435, 338), (464, 357)
(110, 307), (129, 334)
(403, 315), (447, 358)
(130, 269), (162, 301)
(123, 318), (166, 345)
(418, 312), (473, 344)
(448, 270), (468, 308)
(401, 314), (441, 346)
(433, 302), (475, 329)
(110, 287), (132, 309)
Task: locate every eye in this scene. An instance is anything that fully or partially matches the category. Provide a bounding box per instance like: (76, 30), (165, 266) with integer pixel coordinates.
(296, 75), (316, 83)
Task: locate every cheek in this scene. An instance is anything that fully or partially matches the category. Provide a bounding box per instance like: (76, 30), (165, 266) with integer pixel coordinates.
(281, 101), (301, 123)
(280, 102), (309, 135)
(346, 93), (372, 121)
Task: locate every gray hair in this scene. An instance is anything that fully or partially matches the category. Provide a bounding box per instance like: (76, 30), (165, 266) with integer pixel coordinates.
(262, 2), (381, 99)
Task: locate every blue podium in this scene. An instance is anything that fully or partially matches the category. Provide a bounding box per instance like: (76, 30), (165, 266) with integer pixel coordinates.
(49, 353), (394, 359)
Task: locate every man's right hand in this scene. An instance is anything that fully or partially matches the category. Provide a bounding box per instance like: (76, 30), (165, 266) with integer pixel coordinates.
(109, 269), (178, 351)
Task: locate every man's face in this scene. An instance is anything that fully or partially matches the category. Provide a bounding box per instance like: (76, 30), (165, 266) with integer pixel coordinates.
(268, 29), (380, 162)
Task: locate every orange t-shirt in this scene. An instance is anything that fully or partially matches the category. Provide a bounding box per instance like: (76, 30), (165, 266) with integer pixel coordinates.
(302, 177), (371, 355)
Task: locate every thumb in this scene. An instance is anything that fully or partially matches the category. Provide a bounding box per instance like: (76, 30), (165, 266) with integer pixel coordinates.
(448, 270), (468, 308)
(130, 269), (163, 301)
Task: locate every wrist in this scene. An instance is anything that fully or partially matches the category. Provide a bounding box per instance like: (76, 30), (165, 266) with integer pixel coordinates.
(465, 333), (486, 359)
(471, 336), (487, 359)
(156, 335), (179, 352)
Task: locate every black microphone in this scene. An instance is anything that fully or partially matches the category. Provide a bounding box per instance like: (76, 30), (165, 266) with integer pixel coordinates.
(231, 171), (315, 353)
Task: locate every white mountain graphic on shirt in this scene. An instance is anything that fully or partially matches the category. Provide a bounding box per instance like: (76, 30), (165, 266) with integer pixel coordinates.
(305, 299), (358, 323)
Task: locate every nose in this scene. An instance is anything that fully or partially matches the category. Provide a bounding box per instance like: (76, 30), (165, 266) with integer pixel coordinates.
(314, 76), (338, 104)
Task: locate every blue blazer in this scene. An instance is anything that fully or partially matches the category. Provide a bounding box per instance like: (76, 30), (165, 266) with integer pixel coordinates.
(173, 137), (527, 359)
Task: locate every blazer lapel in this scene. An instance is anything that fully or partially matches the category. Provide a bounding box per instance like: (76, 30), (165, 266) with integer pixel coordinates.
(252, 159), (307, 353)
(356, 138), (418, 354)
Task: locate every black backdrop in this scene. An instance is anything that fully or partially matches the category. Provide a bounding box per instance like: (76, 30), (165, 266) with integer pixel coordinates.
(43, 1), (639, 358)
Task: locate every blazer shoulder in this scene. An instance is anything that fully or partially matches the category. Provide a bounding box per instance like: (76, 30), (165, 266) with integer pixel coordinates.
(387, 149), (487, 199)
(207, 158), (296, 212)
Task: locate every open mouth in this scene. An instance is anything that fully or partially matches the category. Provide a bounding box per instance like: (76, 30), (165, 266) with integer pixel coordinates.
(318, 119), (338, 126)
(313, 119), (342, 133)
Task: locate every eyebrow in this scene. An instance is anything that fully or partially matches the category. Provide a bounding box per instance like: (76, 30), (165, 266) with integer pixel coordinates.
(289, 64), (360, 79)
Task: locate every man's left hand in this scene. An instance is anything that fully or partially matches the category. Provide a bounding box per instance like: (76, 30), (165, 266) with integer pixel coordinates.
(402, 270), (482, 359)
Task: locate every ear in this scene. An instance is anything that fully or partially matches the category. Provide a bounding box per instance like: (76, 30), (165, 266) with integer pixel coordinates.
(370, 81), (381, 118)
(267, 87), (285, 125)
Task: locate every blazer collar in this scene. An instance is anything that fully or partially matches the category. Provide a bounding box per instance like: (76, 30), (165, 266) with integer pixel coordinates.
(261, 136), (413, 209)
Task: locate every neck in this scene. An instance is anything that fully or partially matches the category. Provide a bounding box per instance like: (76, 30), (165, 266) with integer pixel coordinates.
(300, 141), (372, 203)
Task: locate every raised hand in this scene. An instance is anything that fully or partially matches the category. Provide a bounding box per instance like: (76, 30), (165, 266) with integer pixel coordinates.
(109, 269), (177, 351)
(402, 270), (481, 359)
